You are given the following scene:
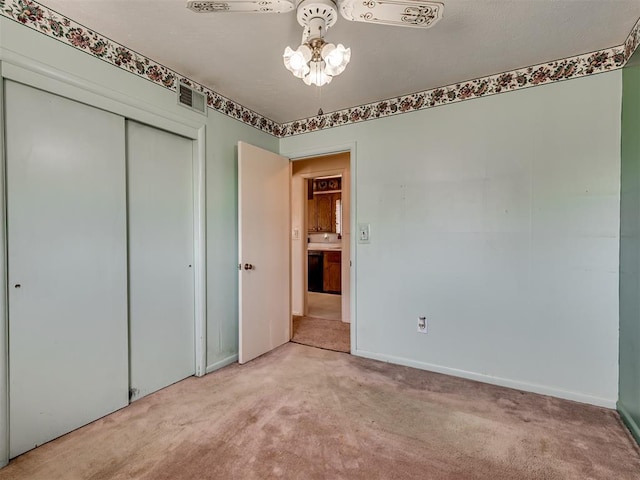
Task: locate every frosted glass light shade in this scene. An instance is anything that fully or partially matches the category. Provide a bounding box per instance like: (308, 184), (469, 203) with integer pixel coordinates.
(321, 43), (351, 76)
(303, 60), (332, 86)
(284, 39), (349, 86)
(283, 45), (312, 78)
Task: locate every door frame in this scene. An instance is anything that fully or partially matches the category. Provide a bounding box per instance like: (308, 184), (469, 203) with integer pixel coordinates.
(282, 142), (357, 354)
(0, 55), (208, 467)
(295, 165), (349, 320)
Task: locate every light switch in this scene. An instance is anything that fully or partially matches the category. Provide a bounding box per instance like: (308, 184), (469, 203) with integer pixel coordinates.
(357, 223), (370, 243)
(292, 227), (300, 240)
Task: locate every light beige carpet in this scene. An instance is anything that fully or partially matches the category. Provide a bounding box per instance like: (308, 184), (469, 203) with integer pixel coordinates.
(292, 315), (350, 353)
(1, 343), (639, 480)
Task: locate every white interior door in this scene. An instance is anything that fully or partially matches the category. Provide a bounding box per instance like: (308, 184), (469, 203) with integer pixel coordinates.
(238, 142), (290, 363)
(127, 121), (195, 401)
(6, 81), (129, 458)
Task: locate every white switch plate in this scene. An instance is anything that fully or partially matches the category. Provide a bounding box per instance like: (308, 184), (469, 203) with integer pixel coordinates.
(357, 223), (370, 243)
(292, 227), (300, 240)
(417, 317), (427, 334)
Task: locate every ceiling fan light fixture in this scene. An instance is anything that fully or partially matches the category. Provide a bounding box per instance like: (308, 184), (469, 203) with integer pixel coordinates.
(284, 36), (350, 87)
(189, 0), (444, 88)
(285, 37), (348, 86)
(282, 0), (349, 87)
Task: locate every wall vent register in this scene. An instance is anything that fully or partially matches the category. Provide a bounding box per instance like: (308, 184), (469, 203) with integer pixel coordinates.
(178, 82), (207, 115)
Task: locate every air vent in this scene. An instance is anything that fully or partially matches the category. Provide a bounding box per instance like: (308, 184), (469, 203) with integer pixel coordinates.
(178, 82), (207, 115)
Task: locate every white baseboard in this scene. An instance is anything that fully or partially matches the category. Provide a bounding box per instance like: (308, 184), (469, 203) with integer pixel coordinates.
(353, 349), (616, 409)
(205, 354), (238, 374)
(618, 402), (640, 445)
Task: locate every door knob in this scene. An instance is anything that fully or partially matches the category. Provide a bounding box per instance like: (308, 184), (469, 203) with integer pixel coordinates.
(243, 263), (254, 270)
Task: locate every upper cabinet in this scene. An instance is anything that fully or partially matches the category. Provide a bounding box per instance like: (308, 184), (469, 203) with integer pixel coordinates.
(307, 177), (342, 233)
(316, 194), (334, 232)
(308, 192), (341, 233)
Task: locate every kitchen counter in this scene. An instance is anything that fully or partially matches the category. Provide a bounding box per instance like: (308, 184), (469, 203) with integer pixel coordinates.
(308, 242), (342, 251)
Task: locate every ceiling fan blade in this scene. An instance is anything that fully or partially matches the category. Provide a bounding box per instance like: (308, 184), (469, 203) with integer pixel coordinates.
(338, 0), (443, 28)
(187, 0), (295, 14)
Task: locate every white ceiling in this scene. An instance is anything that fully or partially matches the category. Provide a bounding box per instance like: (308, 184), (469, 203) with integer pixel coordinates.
(40, 0), (640, 123)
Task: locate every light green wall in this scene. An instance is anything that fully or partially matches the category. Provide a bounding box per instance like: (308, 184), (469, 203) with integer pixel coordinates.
(205, 112), (278, 367)
(0, 13), (628, 412)
(619, 60), (640, 443)
(0, 17), (278, 370)
(282, 71), (623, 407)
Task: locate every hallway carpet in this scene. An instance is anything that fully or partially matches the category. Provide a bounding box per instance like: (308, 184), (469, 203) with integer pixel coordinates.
(292, 315), (350, 353)
(1, 343), (639, 480)
(307, 292), (342, 320)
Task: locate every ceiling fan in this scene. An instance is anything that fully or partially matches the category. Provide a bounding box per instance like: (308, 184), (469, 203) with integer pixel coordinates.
(187, 0), (444, 86)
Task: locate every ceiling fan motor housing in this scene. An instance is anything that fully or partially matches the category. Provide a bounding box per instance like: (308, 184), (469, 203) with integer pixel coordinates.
(296, 0), (338, 39)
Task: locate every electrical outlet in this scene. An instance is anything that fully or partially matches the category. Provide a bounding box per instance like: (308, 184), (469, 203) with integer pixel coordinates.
(417, 316), (427, 334)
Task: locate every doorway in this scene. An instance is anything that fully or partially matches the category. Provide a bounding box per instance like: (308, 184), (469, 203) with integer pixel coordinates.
(290, 153), (351, 353)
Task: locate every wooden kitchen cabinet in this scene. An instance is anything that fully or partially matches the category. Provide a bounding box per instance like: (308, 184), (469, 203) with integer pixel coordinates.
(316, 194), (333, 233)
(308, 192), (341, 233)
(323, 251), (341, 294)
(307, 197), (317, 231)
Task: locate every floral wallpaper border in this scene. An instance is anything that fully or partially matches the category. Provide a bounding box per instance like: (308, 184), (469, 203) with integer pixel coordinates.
(0, 0), (280, 135)
(625, 16), (640, 64)
(278, 15), (640, 137)
(1, 0), (639, 138)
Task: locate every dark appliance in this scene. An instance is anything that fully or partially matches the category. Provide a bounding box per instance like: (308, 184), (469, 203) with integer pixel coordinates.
(308, 251), (323, 292)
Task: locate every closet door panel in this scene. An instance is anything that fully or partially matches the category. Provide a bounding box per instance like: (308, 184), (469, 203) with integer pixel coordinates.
(127, 121), (195, 401)
(6, 81), (128, 458)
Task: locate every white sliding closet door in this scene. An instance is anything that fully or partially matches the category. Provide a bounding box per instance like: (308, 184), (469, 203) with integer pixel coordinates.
(127, 121), (195, 401)
(6, 81), (129, 458)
